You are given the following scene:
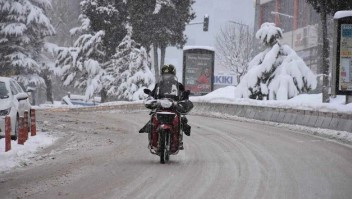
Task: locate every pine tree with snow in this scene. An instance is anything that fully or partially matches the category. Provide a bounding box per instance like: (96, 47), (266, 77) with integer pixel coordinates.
(236, 23), (317, 101)
(56, 14), (106, 101)
(105, 26), (154, 101)
(80, 0), (127, 57)
(0, 0), (55, 86)
(127, 0), (195, 80)
(55, 0), (129, 102)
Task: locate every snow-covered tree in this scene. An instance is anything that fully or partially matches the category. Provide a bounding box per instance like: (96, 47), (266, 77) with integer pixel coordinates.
(105, 26), (154, 101)
(55, 0), (129, 102)
(0, 0), (55, 86)
(216, 24), (254, 85)
(153, 0), (174, 14)
(56, 15), (106, 101)
(81, 0), (127, 57)
(127, 0), (195, 80)
(235, 23), (317, 101)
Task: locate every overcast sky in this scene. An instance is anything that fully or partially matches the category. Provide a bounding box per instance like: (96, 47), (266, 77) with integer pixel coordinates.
(165, 0), (256, 79)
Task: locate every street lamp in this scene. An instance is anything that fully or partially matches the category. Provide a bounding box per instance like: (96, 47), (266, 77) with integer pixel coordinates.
(270, 11), (295, 48)
(228, 20), (250, 33)
(228, 20), (250, 45)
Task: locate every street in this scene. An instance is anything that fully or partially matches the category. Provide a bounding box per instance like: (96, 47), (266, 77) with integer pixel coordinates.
(1, 109), (352, 199)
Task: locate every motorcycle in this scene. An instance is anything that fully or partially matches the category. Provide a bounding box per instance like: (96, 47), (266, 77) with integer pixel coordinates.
(143, 78), (185, 164)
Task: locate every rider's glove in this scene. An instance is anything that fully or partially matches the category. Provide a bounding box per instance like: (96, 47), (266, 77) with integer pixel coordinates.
(172, 101), (178, 107)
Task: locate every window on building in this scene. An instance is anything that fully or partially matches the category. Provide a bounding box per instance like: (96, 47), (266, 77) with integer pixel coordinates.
(261, 1), (275, 25)
(279, 0), (294, 32)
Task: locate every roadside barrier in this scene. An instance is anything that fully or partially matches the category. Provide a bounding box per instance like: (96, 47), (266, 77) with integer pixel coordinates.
(30, 109), (36, 136)
(18, 117), (25, 145)
(192, 102), (352, 133)
(24, 111), (29, 141)
(5, 116), (11, 152)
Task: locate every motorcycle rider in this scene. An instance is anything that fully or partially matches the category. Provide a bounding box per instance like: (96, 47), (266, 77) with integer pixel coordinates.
(139, 64), (193, 149)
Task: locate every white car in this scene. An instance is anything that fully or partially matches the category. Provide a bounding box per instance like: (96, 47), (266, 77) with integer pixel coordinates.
(0, 77), (32, 140)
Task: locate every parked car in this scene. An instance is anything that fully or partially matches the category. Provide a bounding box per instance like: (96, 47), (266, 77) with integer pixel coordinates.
(0, 77), (31, 140)
(61, 94), (101, 106)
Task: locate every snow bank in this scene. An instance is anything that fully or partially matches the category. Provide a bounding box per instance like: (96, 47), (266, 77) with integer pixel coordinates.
(33, 101), (82, 110)
(191, 86), (236, 103)
(0, 132), (57, 173)
(34, 100), (144, 110)
(98, 100), (144, 107)
(191, 86), (352, 114)
(334, 10), (352, 19)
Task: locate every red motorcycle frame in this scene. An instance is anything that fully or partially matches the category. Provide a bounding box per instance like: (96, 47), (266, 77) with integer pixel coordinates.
(148, 107), (182, 164)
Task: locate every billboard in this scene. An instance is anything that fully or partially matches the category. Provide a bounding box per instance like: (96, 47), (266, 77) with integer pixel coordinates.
(183, 48), (215, 96)
(338, 24), (352, 92)
(335, 14), (352, 95)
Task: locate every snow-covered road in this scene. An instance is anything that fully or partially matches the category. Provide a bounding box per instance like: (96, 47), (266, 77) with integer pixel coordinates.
(1, 110), (352, 199)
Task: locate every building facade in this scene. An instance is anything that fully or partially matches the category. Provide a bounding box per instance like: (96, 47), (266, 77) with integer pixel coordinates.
(254, 0), (322, 74)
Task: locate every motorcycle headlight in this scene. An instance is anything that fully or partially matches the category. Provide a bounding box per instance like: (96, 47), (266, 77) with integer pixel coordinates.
(160, 100), (173, 108)
(0, 108), (11, 116)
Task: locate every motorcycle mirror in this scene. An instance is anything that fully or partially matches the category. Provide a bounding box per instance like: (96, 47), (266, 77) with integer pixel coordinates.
(144, 89), (152, 95)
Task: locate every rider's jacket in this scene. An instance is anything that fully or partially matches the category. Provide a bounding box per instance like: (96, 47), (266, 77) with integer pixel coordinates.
(146, 80), (193, 114)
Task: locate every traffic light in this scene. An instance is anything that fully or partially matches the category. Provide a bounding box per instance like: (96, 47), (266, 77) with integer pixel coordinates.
(203, 15), (209, 32)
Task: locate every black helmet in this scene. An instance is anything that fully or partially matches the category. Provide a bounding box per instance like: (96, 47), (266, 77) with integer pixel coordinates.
(161, 64), (176, 76)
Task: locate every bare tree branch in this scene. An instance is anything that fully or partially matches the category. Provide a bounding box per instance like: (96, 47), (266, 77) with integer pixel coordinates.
(216, 24), (254, 85)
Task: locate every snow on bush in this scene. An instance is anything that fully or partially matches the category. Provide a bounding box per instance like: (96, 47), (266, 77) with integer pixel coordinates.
(236, 23), (317, 100)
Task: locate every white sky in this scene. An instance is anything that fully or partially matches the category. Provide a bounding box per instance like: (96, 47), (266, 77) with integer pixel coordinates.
(164, 0), (256, 80)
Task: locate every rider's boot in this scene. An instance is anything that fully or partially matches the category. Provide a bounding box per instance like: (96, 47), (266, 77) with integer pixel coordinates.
(179, 142), (184, 150)
(184, 124), (191, 136)
(182, 117), (191, 136)
(139, 122), (151, 133)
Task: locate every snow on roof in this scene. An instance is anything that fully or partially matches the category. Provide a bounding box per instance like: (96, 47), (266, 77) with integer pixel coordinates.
(183, 46), (215, 51)
(334, 10), (352, 19)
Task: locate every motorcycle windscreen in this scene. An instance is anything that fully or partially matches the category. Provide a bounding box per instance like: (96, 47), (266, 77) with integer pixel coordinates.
(157, 76), (180, 100)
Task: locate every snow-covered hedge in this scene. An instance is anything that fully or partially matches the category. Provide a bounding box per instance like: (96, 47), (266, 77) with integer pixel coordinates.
(236, 23), (317, 100)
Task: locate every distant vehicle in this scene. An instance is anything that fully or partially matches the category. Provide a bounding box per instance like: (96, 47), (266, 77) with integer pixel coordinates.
(0, 77), (31, 140)
(61, 94), (101, 106)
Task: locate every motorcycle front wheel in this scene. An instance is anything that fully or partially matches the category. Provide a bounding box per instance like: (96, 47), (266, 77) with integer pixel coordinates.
(159, 129), (171, 164)
(159, 130), (166, 164)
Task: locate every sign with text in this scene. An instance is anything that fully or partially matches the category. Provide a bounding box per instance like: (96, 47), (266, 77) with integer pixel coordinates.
(183, 48), (215, 96)
(339, 24), (352, 92)
(214, 75), (235, 86)
(334, 15), (352, 95)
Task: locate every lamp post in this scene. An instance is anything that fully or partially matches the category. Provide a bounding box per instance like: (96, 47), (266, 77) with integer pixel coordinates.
(228, 20), (250, 31)
(228, 20), (250, 52)
(271, 11), (296, 49)
(228, 21), (251, 87)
